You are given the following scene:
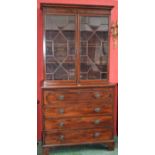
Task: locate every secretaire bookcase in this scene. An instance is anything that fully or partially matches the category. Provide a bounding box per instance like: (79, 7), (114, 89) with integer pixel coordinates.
(40, 3), (115, 155)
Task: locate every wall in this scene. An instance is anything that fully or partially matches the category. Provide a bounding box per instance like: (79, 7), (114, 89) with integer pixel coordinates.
(37, 0), (118, 140)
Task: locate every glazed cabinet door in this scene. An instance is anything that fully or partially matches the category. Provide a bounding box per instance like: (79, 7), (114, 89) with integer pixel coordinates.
(44, 15), (76, 81)
(80, 16), (109, 81)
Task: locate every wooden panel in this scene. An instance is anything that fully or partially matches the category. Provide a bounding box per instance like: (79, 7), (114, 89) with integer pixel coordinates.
(44, 128), (113, 145)
(42, 4), (113, 15)
(43, 7), (77, 14)
(44, 88), (113, 104)
(78, 8), (110, 15)
(44, 100), (113, 108)
(44, 115), (112, 130)
(43, 103), (112, 118)
(42, 81), (116, 88)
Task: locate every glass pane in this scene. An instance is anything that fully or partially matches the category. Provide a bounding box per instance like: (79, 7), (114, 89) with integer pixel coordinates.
(45, 15), (76, 80)
(80, 16), (109, 80)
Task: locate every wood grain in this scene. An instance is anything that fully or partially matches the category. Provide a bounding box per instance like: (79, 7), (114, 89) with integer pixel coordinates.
(43, 103), (112, 118)
(44, 128), (113, 145)
(44, 115), (113, 130)
(44, 88), (113, 104)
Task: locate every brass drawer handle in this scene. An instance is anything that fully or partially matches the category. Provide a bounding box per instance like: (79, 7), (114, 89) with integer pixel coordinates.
(58, 95), (64, 101)
(94, 93), (100, 98)
(94, 107), (101, 113)
(94, 119), (101, 125)
(94, 132), (100, 138)
(59, 122), (64, 127)
(58, 108), (64, 114)
(59, 135), (64, 141)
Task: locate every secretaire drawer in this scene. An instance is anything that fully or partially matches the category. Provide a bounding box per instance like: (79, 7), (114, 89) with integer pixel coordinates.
(44, 128), (113, 145)
(43, 88), (113, 105)
(43, 103), (112, 118)
(44, 115), (113, 130)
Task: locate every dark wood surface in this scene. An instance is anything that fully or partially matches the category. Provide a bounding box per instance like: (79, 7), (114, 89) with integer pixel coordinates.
(43, 88), (113, 103)
(41, 4), (115, 155)
(44, 128), (113, 145)
(43, 147), (49, 155)
(43, 104), (112, 118)
(42, 85), (115, 151)
(44, 115), (113, 131)
(41, 3), (114, 11)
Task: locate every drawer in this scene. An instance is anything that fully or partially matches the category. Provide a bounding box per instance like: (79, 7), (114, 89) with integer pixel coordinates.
(44, 128), (113, 145)
(43, 103), (112, 118)
(44, 99), (113, 107)
(44, 88), (113, 105)
(44, 116), (113, 130)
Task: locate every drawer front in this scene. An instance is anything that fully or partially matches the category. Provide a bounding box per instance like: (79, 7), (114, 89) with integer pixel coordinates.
(44, 104), (112, 118)
(44, 128), (113, 145)
(43, 99), (113, 107)
(44, 88), (113, 105)
(44, 116), (113, 130)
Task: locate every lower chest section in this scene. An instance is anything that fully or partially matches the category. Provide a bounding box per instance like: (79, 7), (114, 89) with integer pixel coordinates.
(42, 87), (114, 146)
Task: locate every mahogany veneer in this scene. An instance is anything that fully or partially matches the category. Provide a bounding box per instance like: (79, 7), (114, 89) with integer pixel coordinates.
(44, 128), (113, 145)
(44, 115), (113, 130)
(41, 3), (115, 155)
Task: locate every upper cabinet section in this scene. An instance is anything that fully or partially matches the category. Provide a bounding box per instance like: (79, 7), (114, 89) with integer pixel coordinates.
(42, 4), (113, 84)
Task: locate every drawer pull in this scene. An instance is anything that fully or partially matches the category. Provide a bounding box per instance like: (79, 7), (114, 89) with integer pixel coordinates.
(94, 119), (101, 125)
(59, 122), (64, 127)
(95, 93), (100, 98)
(94, 107), (101, 113)
(59, 135), (64, 141)
(58, 108), (64, 114)
(58, 95), (64, 101)
(94, 132), (101, 138)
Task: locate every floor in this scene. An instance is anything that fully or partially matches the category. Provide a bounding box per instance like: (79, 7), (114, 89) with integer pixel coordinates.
(37, 137), (118, 155)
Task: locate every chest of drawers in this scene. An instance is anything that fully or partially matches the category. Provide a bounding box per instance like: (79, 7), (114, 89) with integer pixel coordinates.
(42, 85), (115, 154)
